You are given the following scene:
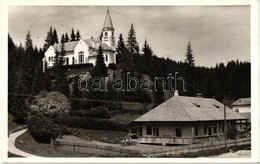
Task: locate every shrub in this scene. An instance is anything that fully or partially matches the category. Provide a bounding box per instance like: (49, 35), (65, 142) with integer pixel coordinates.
(108, 63), (117, 70)
(27, 114), (62, 143)
(227, 124), (237, 139)
(69, 106), (111, 119)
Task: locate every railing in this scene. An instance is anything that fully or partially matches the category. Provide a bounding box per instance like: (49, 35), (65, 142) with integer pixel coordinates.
(137, 135), (219, 145)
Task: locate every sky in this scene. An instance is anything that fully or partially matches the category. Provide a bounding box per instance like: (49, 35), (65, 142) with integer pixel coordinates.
(8, 6), (250, 67)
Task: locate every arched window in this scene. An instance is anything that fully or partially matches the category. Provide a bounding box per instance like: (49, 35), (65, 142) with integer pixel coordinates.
(78, 51), (84, 64)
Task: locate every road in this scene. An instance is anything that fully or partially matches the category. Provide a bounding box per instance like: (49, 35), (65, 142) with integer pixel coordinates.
(8, 129), (41, 157)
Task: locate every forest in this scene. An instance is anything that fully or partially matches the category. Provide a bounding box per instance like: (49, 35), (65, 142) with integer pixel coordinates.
(8, 24), (250, 124)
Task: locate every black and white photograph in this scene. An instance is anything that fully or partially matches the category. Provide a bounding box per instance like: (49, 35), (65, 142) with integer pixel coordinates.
(1, 0), (259, 163)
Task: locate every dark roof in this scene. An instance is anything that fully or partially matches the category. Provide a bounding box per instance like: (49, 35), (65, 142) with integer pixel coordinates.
(103, 9), (114, 31)
(134, 96), (246, 122)
(232, 98), (251, 106)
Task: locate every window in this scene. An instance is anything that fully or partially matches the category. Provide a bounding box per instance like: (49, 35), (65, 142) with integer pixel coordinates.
(146, 125), (152, 135)
(213, 125), (217, 134)
(208, 127), (212, 136)
(105, 55), (108, 62)
(195, 126), (198, 136)
(153, 128), (159, 137)
(72, 57), (75, 64)
(65, 58), (69, 65)
(49, 56), (54, 62)
(176, 128), (182, 137)
(78, 51), (84, 64)
(112, 31), (114, 36)
(235, 109), (239, 113)
(105, 32), (108, 36)
(204, 125), (207, 135)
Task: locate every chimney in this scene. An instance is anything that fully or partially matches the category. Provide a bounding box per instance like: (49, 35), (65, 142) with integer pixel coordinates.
(174, 90), (179, 96)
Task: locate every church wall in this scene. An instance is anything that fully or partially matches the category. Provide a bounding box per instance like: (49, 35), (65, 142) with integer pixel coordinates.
(73, 39), (90, 64)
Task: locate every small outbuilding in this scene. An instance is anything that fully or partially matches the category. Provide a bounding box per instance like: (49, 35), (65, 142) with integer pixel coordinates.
(131, 95), (246, 145)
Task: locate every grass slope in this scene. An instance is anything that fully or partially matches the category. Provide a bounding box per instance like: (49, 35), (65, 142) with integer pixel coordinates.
(15, 130), (92, 157)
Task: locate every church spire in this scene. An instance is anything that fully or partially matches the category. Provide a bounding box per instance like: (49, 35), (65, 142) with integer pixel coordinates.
(103, 7), (114, 31)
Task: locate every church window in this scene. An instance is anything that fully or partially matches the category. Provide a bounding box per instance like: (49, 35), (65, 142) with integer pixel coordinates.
(78, 51), (84, 64)
(49, 57), (54, 62)
(105, 55), (108, 62)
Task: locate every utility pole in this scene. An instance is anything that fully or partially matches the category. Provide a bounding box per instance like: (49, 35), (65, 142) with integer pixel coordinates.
(223, 96), (227, 150)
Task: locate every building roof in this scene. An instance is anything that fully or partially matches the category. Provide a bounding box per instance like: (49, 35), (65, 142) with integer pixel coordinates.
(103, 9), (114, 31)
(53, 41), (79, 52)
(52, 39), (114, 53)
(232, 98), (251, 106)
(134, 96), (246, 122)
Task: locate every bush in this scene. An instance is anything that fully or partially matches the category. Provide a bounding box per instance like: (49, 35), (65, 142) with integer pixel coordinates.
(69, 106), (111, 119)
(227, 124), (237, 139)
(54, 115), (128, 132)
(108, 63), (117, 70)
(27, 114), (62, 143)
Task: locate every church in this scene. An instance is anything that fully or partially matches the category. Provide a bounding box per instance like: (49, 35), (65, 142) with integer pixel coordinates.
(42, 9), (116, 72)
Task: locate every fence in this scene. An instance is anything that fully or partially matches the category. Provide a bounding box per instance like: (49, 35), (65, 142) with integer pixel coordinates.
(51, 136), (250, 157)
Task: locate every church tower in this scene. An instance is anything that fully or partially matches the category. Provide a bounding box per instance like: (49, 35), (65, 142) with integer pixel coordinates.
(102, 8), (115, 48)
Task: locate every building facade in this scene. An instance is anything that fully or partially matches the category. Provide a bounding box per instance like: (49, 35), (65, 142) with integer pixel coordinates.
(42, 9), (116, 72)
(131, 95), (246, 145)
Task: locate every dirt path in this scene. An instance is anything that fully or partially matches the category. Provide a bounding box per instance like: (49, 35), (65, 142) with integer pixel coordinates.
(8, 129), (41, 157)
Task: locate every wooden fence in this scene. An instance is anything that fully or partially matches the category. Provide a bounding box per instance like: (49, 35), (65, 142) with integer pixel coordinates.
(51, 136), (250, 157)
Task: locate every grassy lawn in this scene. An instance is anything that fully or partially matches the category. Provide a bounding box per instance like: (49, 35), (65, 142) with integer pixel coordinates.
(15, 130), (93, 157)
(68, 127), (128, 144)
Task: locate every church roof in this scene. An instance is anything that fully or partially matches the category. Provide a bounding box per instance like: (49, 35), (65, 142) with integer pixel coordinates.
(103, 9), (114, 31)
(134, 96), (246, 122)
(53, 41), (78, 52)
(52, 39), (115, 53)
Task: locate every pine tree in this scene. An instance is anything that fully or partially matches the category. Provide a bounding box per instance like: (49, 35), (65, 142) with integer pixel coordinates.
(76, 30), (81, 41)
(52, 28), (59, 44)
(185, 41), (195, 67)
(91, 45), (107, 77)
(126, 23), (139, 55)
(142, 39), (153, 74)
(126, 23), (141, 73)
(184, 41), (195, 96)
(43, 26), (53, 51)
(115, 33), (126, 65)
(70, 28), (76, 41)
(65, 33), (69, 42)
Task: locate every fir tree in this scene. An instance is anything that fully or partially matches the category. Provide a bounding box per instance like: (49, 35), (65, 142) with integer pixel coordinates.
(141, 39), (153, 74)
(70, 28), (76, 41)
(65, 33), (69, 42)
(126, 23), (141, 73)
(126, 23), (139, 55)
(43, 26), (53, 51)
(52, 28), (59, 44)
(115, 33), (126, 65)
(76, 30), (81, 41)
(184, 41), (195, 96)
(91, 45), (107, 77)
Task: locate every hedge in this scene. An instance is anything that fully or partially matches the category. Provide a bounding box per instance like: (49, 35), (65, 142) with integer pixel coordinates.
(54, 115), (128, 132)
(69, 106), (111, 119)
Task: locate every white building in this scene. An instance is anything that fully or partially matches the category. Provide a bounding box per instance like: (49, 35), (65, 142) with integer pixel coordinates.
(232, 98), (251, 114)
(42, 9), (116, 72)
